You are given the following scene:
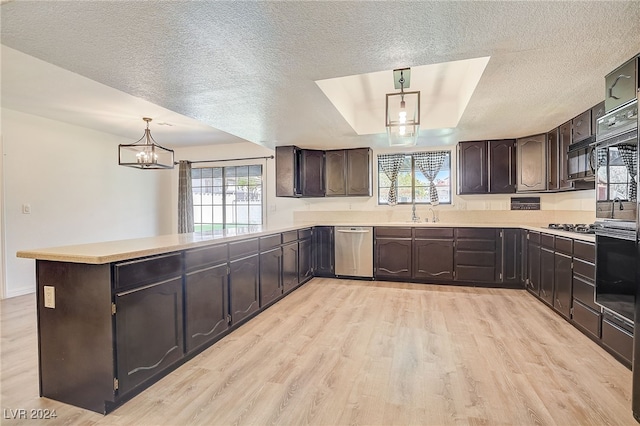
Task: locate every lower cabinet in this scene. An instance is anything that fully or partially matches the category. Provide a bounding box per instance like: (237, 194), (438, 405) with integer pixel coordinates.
(282, 241), (299, 293)
(454, 228), (497, 282)
(539, 242), (554, 306)
(375, 228), (413, 280)
(313, 226), (334, 277)
(185, 262), (230, 353)
(602, 312), (634, 367)
(298, 235), (313, 284)
(554, 252), (572, 318)
(500, 229), (521, 284)
(229, 254), (260, 324)
(260, 247), (283, 307)
(526, 232), (541, 295)
(413, 228), (454, 280)
(115, 276), (184, 396)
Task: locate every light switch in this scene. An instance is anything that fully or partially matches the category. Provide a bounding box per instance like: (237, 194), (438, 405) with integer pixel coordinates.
(44, 286), (55, 309)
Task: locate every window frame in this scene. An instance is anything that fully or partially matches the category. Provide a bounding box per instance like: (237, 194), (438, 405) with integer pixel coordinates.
(377, 151), (452, 205)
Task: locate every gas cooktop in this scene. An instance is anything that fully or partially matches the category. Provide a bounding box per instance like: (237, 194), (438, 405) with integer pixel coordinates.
(546, 223), (596, 234)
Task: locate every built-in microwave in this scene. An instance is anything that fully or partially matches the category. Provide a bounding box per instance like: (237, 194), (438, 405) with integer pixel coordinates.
(567, 137), (596, 181)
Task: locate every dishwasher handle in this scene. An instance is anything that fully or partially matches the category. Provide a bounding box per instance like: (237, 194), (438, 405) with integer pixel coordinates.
(336, 229), (371, 233)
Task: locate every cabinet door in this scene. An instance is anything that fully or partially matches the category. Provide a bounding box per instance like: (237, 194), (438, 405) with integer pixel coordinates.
(260, 248), (283, 307)
(591, 102), (605, 134)
(229, 254), (260, 324)
(275, 146), (300, 197)
(185, 263), (229, 353)
(458, 141), (487, 194)
(325, 150), (346, 196)
(547, 128), (559, 191)
(301, 150), (325, 197)
(572, 110), (591, 143)
(558, 121), (573, 190)
(488, 140), (516, 193)
(500, 229), (521, 284)
(298, 237), (313, 284)
(282, 242), (299, 293)
(540, 247), (554, 306)
(313, 226), (334, 277)
(115, 276), (184, 396)
(413, 239), (454, 280)
(517, 134), (547, 191)
(554, 252), (572, 318)
(527, 241), (540, 295)
(605, 57), (637, 112)
(346, 148), (372, 196)
(375, 239), (412, 279)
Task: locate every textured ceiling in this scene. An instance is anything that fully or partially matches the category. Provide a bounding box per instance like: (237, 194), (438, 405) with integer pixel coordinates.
(2, 1), (640, 150)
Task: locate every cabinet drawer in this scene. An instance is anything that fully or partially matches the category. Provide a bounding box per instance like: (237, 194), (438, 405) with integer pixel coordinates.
(414, 228), (454, 239)
(554, 237), (572, 255)
(541, 234), (554, 249)
(456, 266), (495, 282)
(573, 275), (598, 310)
(573, 240), (595, 263)
(259, 234), (282, 251)
(115, 253), (183, 289)
(229, 238), (259, 259)
(602, 316), (633, 365)
(455, 251), (495, 266)
(527, 231), (540, 244)
(375, 227), (412, 238)
(456, 228), (496, 239)
(184, 244), (227, 271)
(573, 258), (594, 282)
(298, 228), (312, 240)
(455, 240), (495, 251)
(572, 300), (601, 339)
(282, 230), (298, 244)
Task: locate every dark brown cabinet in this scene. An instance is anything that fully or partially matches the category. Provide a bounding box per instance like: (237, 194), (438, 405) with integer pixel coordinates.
(591, 101), (605, 133)
(539, 234), (554, 306)
(298, 233), (313, 284)
(325, 148), (372, 197)
(547, 128), (560, 190)
(557, 121), (573, 190)
(457, 140), (515, 194)
(572, 240), (601, 339)
(275, 146), (325, 197)
(282, 241), (299, 294)
(374, 227), (412, 280)
(115, 276), (184, 396)
(572, 110), (591, 143)
(229, 253), (260, 324)
(500, 228), (521, 284)
(604, 55), (638, 112)
(516, 134), (547, 192)
(413, 228), (454, 280)
(454, 228), (497, 283)
(313, 226), (334, 277)
(260, 247), (283, 307)
(553, 237), (573, 319)
(526, 231), (541, 295)
(185, 262), (229, 353)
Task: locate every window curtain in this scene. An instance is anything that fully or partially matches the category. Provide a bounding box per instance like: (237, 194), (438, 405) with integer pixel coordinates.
(414, 151), (447, 205)
(178, 160), (194, 233)
(618, 145), (637, 201)
(378, 154), (405, 205)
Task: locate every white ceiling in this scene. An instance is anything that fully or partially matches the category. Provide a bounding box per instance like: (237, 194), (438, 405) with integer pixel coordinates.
(1, 1), (640, 150)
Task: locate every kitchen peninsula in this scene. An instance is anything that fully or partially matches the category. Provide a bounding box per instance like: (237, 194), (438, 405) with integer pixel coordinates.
(17, 222), (600, 414)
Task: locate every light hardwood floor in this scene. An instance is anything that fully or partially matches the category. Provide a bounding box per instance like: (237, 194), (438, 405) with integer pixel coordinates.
(1, 278), (635, 425)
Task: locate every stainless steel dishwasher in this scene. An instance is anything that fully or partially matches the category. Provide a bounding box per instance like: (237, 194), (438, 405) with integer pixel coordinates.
(334, 226), (373, 278)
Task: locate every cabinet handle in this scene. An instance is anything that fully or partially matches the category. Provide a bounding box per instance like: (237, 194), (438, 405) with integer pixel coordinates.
(608, 74), (632, 100)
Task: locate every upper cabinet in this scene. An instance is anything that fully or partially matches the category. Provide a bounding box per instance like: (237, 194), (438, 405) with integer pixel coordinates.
(572, 110), (592, 143)
(277, 146), (371, 198)
(516, 134), (547, 192)
(557, 121), (573, 190)
(275, 146), (325, 197)
(605, 55), (638, 113)
(457, 140), (515, 195)
(325, 148), (372, 197)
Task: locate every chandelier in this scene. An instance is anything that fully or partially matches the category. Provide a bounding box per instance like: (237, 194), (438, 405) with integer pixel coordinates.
(385, 68), (420, 147)
(118, 117), (175, 169)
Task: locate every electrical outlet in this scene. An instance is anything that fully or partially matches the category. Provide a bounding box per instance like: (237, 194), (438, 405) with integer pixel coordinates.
(44, 286), (55, 309)
(22, 204), (31, 214)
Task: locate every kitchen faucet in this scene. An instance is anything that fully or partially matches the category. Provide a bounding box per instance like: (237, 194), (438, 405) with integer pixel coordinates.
(411, 202), (420, 222)
(429, 207), (438, 223)
(612, 197), (624, 218)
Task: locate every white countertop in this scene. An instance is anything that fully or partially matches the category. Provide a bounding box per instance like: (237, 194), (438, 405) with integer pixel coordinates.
(16, 223), (594, 264)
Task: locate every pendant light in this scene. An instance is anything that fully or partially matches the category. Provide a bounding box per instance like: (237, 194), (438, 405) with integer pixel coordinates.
(118, 117), (175, 169)
(385, 68), (420, 147)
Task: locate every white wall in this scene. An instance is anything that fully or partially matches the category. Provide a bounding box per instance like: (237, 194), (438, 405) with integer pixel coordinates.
(2, 109), (173, 298)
